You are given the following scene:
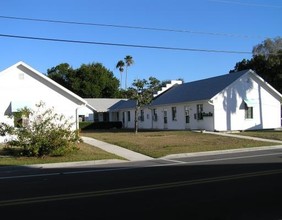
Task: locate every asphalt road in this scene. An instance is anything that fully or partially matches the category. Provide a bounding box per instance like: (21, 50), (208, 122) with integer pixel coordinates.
(1, 148), (282, 220)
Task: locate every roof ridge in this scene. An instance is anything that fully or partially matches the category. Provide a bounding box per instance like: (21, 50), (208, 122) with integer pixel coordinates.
(182, 69), (251, 86)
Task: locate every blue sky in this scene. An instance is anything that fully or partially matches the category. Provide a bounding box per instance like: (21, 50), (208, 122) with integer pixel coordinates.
(0, 0), (281, 89)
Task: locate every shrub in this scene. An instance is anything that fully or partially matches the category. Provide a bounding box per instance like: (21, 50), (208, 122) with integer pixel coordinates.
(0, 123), (13, 136)
(2, 101), (80, 157)
(79, 121), (123, 130)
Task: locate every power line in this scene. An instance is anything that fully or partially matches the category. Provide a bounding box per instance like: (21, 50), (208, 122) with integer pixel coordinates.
(0, 33), (252, 54)
(0, 15), (264, 39)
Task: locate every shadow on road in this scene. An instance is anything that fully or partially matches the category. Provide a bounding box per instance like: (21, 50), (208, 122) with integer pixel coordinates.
(0, 159), (282, 220)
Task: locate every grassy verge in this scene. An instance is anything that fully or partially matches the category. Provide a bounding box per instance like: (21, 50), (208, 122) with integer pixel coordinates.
(0, 142), (124, 166)
(1, 130), (280, 165)
(238, 130), (282, 141)
(81, 130), (280, 158)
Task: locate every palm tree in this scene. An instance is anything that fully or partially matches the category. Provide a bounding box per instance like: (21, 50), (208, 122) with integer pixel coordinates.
(116, 60), (125, 89)
(124, 55), (134, 90)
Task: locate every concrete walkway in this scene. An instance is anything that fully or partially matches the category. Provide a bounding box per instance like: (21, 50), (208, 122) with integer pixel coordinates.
(81, 136), (154, 161)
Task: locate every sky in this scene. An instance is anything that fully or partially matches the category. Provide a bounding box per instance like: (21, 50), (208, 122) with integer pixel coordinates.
(0, 0), (281, 89)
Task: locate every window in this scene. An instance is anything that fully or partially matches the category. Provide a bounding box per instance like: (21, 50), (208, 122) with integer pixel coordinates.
(140, 110), (144, 121)
(153, 109), (158, 121)
(164, 110), (167, 124)
(122, 112), (125, 124)
(197, 104), (203, 120)
(127, 111), (131, 121)
(172, 107), (177, 121)
(244, 99), (254, 119)
(245, 105), (253, 119)
(185, 107), (190, 123)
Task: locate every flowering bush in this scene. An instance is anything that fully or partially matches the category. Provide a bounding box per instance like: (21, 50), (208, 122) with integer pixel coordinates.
(2, 101), (80, 157)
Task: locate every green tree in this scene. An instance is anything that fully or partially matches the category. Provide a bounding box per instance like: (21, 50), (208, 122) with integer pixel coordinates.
(124, 55), (134, 90)
(116, 60), (125, 89)
(48, 62), (120, 98)
(128, 77), (161, 133)
(47, 63), (74, 90)
(230, 37), (282, 93)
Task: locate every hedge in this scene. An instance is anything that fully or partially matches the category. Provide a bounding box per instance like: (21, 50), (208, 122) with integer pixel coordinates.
(79, 121), (123, 130)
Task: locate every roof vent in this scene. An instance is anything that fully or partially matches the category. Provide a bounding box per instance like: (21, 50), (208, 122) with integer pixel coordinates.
(154, 80), (182, 97)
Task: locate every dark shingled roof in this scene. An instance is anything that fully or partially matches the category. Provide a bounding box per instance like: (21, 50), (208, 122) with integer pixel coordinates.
(151, 69), (250, 106)
(108, 99), (137, 110)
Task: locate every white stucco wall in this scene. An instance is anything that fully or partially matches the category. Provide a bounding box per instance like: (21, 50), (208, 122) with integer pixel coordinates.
(212, 73), (281, 131)
(116, 101), (215, 131)
(150, 102), (214, 131)
(0, 63), (87, 142)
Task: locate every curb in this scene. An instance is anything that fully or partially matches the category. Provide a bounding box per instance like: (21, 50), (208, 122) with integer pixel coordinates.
(21, 159), (126, 169)
(161, 145), (282, 159)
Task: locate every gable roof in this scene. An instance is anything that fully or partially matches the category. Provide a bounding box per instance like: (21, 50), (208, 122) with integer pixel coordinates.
(0, 61), (95, 111)
(249, 70), (282, 100)
(85, 98), (127, 112)
(109, 99), (137, 111)
(151, 69), (250, 106)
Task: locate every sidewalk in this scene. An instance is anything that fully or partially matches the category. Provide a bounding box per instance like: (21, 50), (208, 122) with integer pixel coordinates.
(81, 136), (154, 161)
(204, 131), (282, 144)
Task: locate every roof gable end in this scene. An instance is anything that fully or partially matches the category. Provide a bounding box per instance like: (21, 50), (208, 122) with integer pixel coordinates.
(0, 61), (93, 109)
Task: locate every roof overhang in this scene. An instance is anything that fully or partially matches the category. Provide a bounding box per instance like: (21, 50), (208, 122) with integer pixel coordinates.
(243, 99), (257, 107)
(11, 100), (34, 112)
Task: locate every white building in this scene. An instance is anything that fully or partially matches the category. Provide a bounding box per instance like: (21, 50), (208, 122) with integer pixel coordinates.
(78, 98), (127, 122)
(1, 62), (280, 135)
(0, 61), (95, 142)
(110, 69), (282, 131)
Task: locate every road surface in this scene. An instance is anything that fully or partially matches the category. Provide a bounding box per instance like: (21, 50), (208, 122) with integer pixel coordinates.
(1, 147), (282, 219)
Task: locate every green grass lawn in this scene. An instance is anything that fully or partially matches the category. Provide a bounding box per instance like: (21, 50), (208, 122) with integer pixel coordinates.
(0, 142), (124, 166)
(81, 130), (281, 158)
(1, 129), (280, 166)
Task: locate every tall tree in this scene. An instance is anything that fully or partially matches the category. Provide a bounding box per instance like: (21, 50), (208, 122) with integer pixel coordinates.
(48, 62), (120, 98)
(252, 37), (282, 58)
(124, 55), (134, 90)
(116, 60), (125, 89)
(47, 63), (74, 90)
(230, 37), (282, 93)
